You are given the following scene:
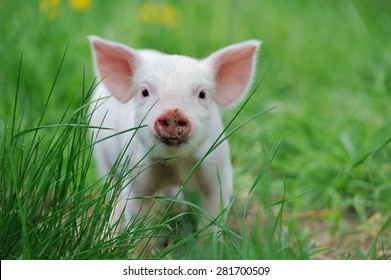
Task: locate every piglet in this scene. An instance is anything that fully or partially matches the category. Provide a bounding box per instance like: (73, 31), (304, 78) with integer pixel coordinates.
(88, 36), (261, 237)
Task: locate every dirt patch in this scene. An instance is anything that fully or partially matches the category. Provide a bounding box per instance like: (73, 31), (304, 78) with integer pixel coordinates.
(230, 191), (391, 259)
(305, 211), (391, 259)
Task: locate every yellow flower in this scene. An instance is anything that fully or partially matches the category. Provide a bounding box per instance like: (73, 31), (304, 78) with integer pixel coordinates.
(69, 0), (91, 11)
(137, 2), (160, 24)
(137, 2), (180, 26)
(159, 4), (179, 26)
(39, 0), (60, 20)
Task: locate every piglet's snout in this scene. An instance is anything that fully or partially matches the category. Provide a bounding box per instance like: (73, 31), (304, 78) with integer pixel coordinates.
(154, 109), (192, 145)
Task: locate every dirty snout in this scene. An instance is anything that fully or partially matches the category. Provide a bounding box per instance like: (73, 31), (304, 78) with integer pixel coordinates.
(154, 109), (192, 147)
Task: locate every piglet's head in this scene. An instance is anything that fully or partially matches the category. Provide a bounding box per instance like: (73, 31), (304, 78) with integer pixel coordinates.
(89, 36), (261, 157)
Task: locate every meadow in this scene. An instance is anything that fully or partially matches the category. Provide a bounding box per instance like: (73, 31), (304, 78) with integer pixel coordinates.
(0, 0), (390, 259)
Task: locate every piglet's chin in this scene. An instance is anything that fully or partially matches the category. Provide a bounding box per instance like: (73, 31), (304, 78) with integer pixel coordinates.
(157, 136), (190, 147)
(151, 135), (196, 158)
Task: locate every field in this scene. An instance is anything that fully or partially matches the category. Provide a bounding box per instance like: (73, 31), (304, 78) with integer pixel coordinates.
(1, 0), (390, 259)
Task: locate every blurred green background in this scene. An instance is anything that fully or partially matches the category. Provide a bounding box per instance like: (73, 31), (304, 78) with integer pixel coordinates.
(1, 0), (390, 258)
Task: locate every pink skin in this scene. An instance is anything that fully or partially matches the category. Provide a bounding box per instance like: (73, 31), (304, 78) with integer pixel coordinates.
(88, 35), (261, 245)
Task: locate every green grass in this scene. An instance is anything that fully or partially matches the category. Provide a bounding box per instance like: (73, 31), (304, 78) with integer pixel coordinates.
(1, 0), (390, 259)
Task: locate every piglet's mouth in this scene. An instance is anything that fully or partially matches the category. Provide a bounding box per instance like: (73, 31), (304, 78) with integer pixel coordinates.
(158, 136), (189, 147)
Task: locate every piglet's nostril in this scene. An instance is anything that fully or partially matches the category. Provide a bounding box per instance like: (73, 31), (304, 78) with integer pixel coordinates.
(177, 120), (187, 127)
(160, 120), (169, 128)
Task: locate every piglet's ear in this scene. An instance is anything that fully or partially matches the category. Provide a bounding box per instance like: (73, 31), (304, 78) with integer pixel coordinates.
(88, 36), (142, 103)
(206, 40), (261, 107)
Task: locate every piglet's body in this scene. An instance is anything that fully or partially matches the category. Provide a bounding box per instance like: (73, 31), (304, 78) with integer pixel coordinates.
(89, 36), (261, 234)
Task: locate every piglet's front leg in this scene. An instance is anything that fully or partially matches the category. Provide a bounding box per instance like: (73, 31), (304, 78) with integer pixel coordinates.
(195, 148), (233, 230)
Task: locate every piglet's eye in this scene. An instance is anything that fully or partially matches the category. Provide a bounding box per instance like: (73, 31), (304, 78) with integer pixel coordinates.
(198, 91), (206, 99)
(141, 89), (149, 97)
